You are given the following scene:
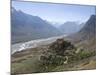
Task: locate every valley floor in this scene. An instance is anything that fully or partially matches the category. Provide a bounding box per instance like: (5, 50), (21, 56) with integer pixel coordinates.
(11, 46), (96, 74)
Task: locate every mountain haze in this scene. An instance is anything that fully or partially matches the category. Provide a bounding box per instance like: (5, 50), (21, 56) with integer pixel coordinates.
(59, 22), (84, 35)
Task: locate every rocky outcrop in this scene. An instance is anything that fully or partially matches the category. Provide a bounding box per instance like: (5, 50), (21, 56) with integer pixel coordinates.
(39, 38), (76, 66)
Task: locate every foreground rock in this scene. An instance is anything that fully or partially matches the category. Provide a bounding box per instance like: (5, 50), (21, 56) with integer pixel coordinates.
(39, 38), (76, 67)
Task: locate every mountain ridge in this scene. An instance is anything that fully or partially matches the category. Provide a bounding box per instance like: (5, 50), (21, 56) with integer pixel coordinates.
(11, 7), (62, 44)
(66, 15), (96, 50)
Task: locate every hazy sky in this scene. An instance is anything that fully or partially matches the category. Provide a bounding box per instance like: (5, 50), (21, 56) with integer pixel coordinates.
(12, 1), (96, 24)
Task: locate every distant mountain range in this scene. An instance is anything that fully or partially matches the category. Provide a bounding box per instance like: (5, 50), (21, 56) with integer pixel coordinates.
(11, 7), (62, 44)
(59, 22), (84, 35)
(11, 7), (96, 47)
